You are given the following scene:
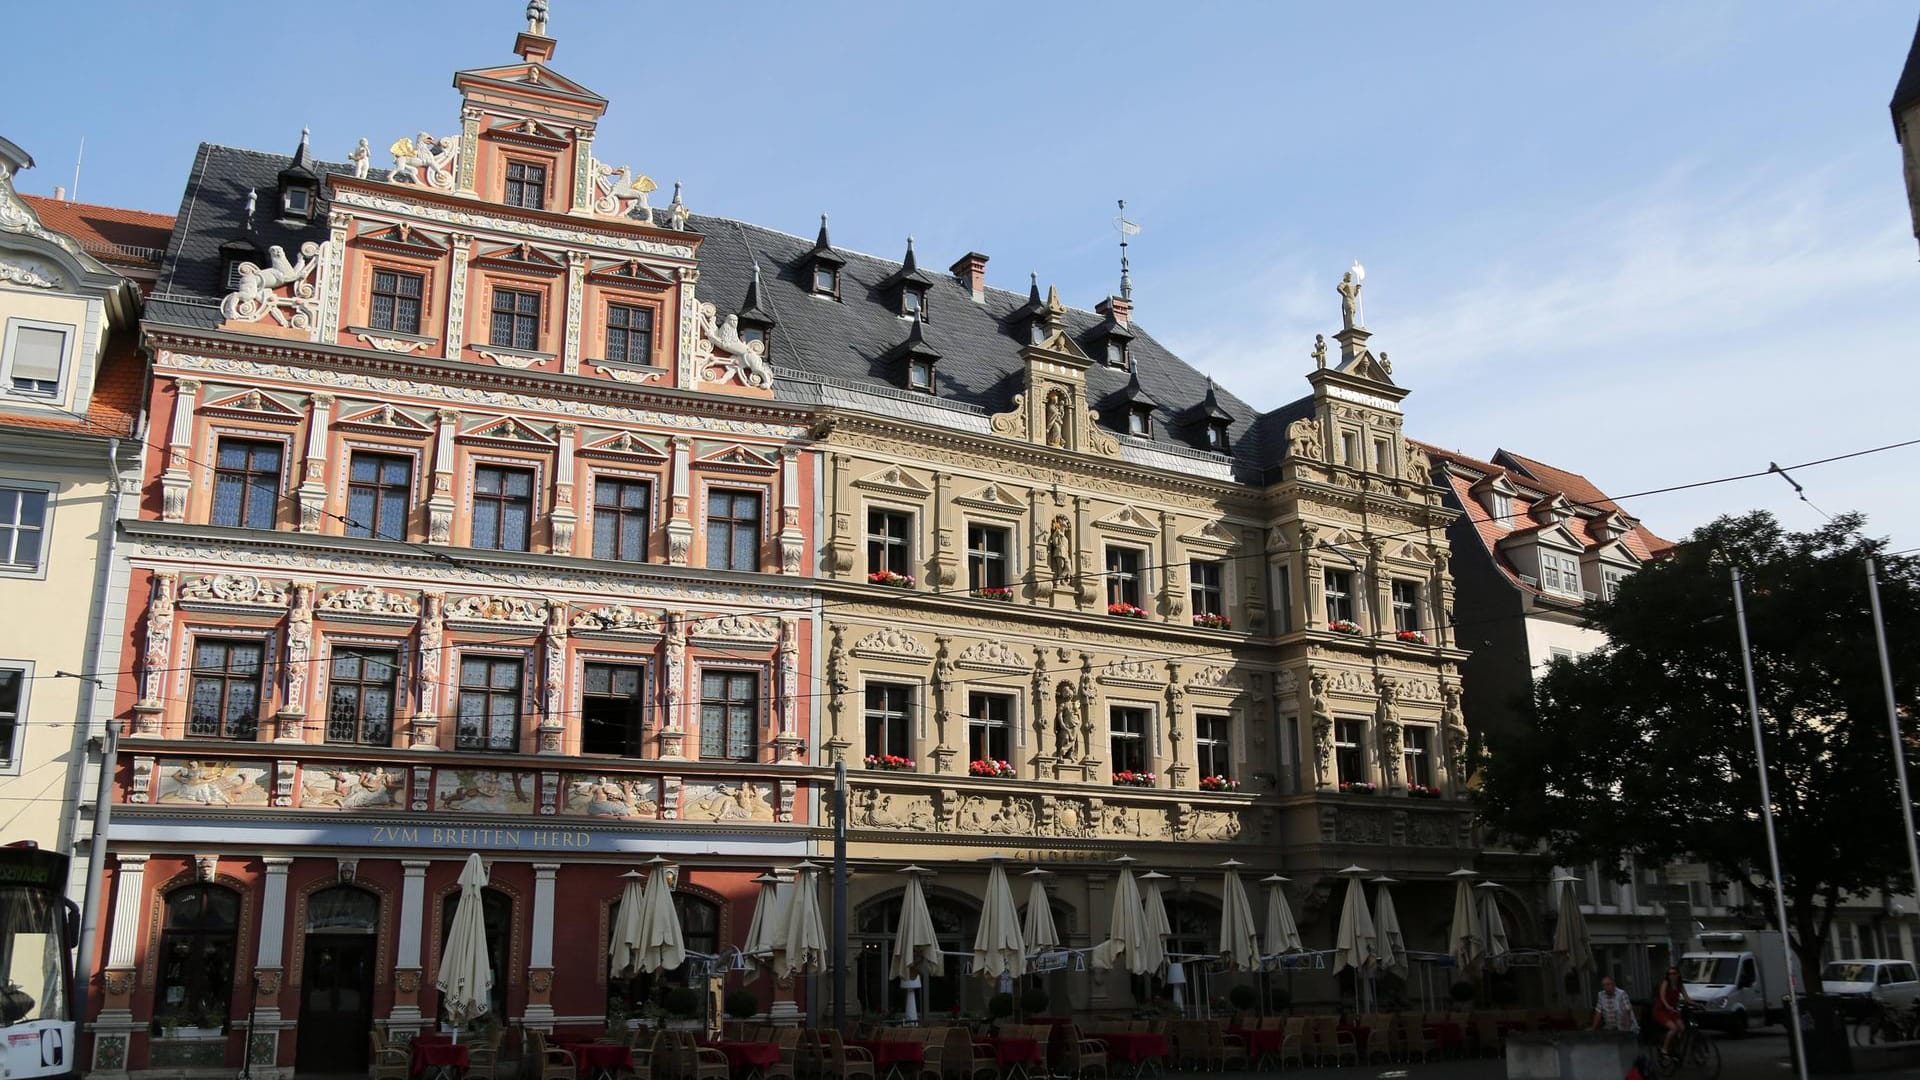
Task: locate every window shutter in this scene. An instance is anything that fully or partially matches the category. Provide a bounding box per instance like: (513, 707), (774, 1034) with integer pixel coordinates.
(10, 326), (66, 385)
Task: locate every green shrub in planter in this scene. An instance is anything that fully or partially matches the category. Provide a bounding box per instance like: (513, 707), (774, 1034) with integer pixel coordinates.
(987, 993), (1015, 1021)
(1019, 987), (1050, 1016)
(1228, 984), (1258, 1012)
(665, 987), (704, 1019)
(1449, 980), (1476, 1005)
(724, 990), (759, 1020)
(1267, 987), (1292, 1013)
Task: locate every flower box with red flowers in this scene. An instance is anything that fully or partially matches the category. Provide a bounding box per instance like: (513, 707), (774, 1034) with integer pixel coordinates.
(864, 754), (916, 771)
(973, 586), (1015, 601)
(1337, 780), (1378, 795)
(968, 759), (1017, 779)
(1112, 770), (1157, 788)
(1108, 603), (1149, 619)
(868, 570), (916, 588)
(1405, 783), (1442, 799)
(1199, 774), (1240, 792)
(1394, 629), (1428, 645)
(1328, 619), (1361, 634)
(1192, 613), (1233, 630)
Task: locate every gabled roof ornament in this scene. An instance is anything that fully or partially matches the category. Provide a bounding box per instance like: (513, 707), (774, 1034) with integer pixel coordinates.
(739, 259), (777, 328)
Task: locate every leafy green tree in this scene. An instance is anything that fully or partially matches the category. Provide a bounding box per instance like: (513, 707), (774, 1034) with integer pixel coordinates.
(1477, 512), (1920, 977)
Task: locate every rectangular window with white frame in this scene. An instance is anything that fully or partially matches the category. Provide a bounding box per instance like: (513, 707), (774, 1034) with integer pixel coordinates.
(1335, 718), (1366, 785)
(456, 654), (523, 751)
(967, 692), (1012, 765)
(1105, 546), (1145, 610)
(1189, 559), (1225, 619)
(0, 661), (28, 772)
(863, 683), (913, 762)
(0, 482), (51, 576)
(866, 508), (913, 580)
(1324, 568), (1355, 625)
(1391, 579), (1421, 633)
(1403, 723), (1435, 788)
(966, 523), (1011, 593)
(187, 637), (266, 740)
(1109, 705), (1149, 774)
(1603, 566), (1627, 600)
(1, 319), (72, 398)
(1194, 713), (1231, 779)
(699, 668), (759, 761)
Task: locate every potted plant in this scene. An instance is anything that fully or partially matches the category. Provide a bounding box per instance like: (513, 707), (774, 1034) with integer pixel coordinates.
(1228, 984), (1258, 1019)
(1338, 780), (1377, 795)
(724, 990), (759, 1022)
(1394, 629), (1427, 644)
(987, 993), (1015, 1025)
(1199, 774), (1240, 792)
(1107, 602), (1149, 619)
(1192, 612), (1232, 630)
(1328, 619), (1361, 634)
(864, 753), (916, 771)
(1405, 783), (1441, 799)
(969, 759), (1016, 779)
(868, 569), (916, 588)
(1019, 987), (1050, 1018)
(664, 988), (704, 1030)
(974, 586), (1014, 601)
(1112, 770), (1156, 788)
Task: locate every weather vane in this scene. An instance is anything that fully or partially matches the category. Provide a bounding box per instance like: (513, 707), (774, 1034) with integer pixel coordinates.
(1115, 199), (1139, 301)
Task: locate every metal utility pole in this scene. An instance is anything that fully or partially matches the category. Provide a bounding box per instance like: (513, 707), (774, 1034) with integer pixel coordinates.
(71, 721), (116, 1034)
(832, 759), (848, 1034)
(1732, 567), (1809, 1080)
(1867, 559), (1920, 925)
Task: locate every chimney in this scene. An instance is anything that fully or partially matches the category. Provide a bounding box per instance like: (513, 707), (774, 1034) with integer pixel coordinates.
(949, 252), (989, 303)
(1095, 294), (1132, 327)
(53, 186), (65, 202)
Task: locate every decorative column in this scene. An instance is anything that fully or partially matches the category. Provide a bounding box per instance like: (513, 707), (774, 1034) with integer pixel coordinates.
(246, 858), (294, 1077)
(295, 394), (333, 532)
(314, 213), (351, 343)
(1165, 663), (1190, 789)
(823, 625), (850, 766)
(778, 448), (805, 575)
(1073, 653), (1100, 783)
(674, 267), (701, 391)
(1375, 674), (1402, 792)
(665, 437), (693, 566)
(427, 410), (459, 544)
(524, 864), (559, 1030)
(1072, 496), (1097, 608)
(774, 618), (805, 762)
(91, 854), (149, 1078)
(276, 583), (314, 741)
(551, 423), (578, 555)
(158, 378), (200, 522)
(569, 131), (595, 214)
(410, 594), (445, 749)
(824, 454), (856, 576)
(132, 573), (176, 735)
(1158, 511), (1183, 623)
(390, 861), (430, 1030)
(456, 109), (481, 195)
(659, 613), (688, 757)
(445, 235), (474, 357)
(930, 637), (958, 774)
(1029, 488), (1053, 602)
(766, 870), (803, 1024)
(1366, 537), (1389, 635)
(1029, 648), (1052, 779)
(561, 252), (587, 374)
(1432, 548), (1456, 649)
(538, 605), (567, 753)
(1440, 681), (1468, 798)
(928, 472), (957, 588)
(1299, 522), (1322, 629)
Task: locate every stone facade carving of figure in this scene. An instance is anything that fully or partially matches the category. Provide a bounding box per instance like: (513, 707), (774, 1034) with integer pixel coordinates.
(1032, 649), (1051, 756)
(1046, 515), (1073, 586)
(388, 133), (459, 190)
(663, 615), (688, 727)
(592, 162), (657, 220)
(221, 242), (323, 326)
(826, 625), (847, 738)
(283, 583), (314, 719)
(413, 593), (445, 745)
(1337, 270), (1363, 330)
(525, 0), (549, 34)
(1309, 670), (1333, 787)
(1043, 388), (1069, 448)
(1312, 334), (1328, 370)
(1406, 448), (1431, 487)
(348, 138), (371, 180)
(1054, 680), (1081, 761)
(1078, 654), (1096, 761)
(1375, 674), (1402, 788)
(1288, 417), (1323, 462)
(139, 573), (178, 708)
(1441, 682), (1468, 779)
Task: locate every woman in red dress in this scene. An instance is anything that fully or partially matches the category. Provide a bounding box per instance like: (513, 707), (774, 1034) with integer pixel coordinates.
(1654, 966), (1690, 1057)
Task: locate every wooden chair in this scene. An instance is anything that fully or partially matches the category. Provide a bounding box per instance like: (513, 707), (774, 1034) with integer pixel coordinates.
(530, 1030), (580, 1080)
(1057, 1025), (1106, 1080)
(369, 1031), (410, 1080)
(812, 1029), (876, 1080)
(673, 1032), (731, 1080)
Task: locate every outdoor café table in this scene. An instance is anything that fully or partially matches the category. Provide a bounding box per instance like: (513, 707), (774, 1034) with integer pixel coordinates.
(560, 1041), (633, 1080)
(1226, 1027), (1285, 1064)
(1089, 1032), (1165, 1078)
(409, 1037), (469, 1080)
(1423, 1021), (1466, 1054)
(852, 1038), (924, 1080)
(708, 1040), (781, 1080)
(983, 1035), (1045, 1080)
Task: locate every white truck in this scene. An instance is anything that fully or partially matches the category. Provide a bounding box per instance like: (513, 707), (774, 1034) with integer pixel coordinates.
(1680, 930), (1800, 1034)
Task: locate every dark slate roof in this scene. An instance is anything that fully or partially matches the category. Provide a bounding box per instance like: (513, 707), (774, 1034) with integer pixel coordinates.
(150, 142), (1309, 475)
(1896, 17), (1920, 124)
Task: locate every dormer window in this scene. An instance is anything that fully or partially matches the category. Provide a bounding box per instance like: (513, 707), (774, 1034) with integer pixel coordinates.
(1206, 421), (1230, 451)
(276, 129), (318, 225)
(902, 286), (924, 319)
(1485, 491), (1510, 522)
(281, 186), (311, 219)
(882, 238), (934, 320)
(907, 357), (934, 392)
(505, 161), (548, 210)
(806, 214), (846, 301)
(812, 266), (838, 295)
(1107, 339), (1128, 367)
(1128, 406), (1152, 436)
(886, 318), (939, 395)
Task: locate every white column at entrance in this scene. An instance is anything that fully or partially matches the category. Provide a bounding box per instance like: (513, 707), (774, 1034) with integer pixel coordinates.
(103, 854), (148, 971)
(92, 854), (150, 1079)
(257, 858), (292, 967)
(524, 863), (559, 1030)
(248, 858), (294, 1079)
(390, 860), (431, 1030)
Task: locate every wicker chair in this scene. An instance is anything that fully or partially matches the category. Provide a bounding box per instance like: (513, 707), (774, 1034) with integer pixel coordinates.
(942, 1029), (997, 1080)
(1395, 1014), (1433, 1064)
(530, 1031), (580, 1080)
(1276, 1018), (1305, 1071)
(1205, 1024), (1247, 1072)
(811, 1030), (876, 1080)
(673, 1033), (731, 1080)
(466, 1028), (506, 1080)
(1057, 1025), (1107, 1080)
(369, 1031), (410, 1080)
(1359, 1013), (1393, 1063)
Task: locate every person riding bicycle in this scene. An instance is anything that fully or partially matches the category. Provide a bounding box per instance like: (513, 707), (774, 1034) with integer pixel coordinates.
(1654, 967), (1692, 1057)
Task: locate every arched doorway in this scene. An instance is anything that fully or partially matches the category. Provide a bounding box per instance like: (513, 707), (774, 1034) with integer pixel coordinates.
(1134, 891), (1220, 1010)
(296, 885), (379, 1073)
(153, 884), (240, 1033)
(855, 891), (979, 1017)
(438, 887), (512, 1025)
(606, 892), (721, 1017)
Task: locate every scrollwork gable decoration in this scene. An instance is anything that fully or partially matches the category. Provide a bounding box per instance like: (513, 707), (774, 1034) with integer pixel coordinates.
(988, 393), (1029, 441)
(456, 415), (558, 450)
(1099, 655), (1162, 687)
(1093, 504), (1159, 538)
(1188, 665), (1244, 698)
(473, 240), (568, 277)
(850, 626), (932, 664)
(220, 241), (329, 329)
(693, 301), (774, 390)
(568, 604), (660, 636)
(177, 574), (292, 610)
(1179, 518), (1240, 552)
(689, 612), (778, 645)
(851, 463), (932, 500)
(444, 594), (549, 626)
(356, 221), (449, 260)
(578, 430), (668, 464)
(200, 388), (305, 426)
(692, 443), (778, 474)
(0, 255), (63, 289)
(955, 639), (1031, 674)
(316, 586), (421, 621)
(336, 402), (435, 438)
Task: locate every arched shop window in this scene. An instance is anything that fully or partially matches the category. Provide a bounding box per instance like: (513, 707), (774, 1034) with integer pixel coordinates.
(438, 887), (512, 1024)
(308, 885), (379, 933)
(1133, 890), (1221, 1006)
(607, 892), (720, 1017)
(154, 885), (240, 1032)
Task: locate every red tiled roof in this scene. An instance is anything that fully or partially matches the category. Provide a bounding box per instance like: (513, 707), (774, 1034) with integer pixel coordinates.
(19, 194), (173, 271)
(0, 333), (143, 439)
(1494, 449), (1674, 555)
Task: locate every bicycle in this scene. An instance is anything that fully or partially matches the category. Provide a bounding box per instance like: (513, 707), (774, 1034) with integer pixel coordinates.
(1647, 1005), (1721, 1080)
(1851, 997), (1920, 1047)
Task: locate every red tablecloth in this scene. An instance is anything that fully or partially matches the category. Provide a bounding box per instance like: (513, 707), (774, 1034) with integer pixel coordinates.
(1226, 1028), (1285, 1057)
(559, 1043), (634, 1073)
(1424, 1021), (1466, 1050)
(410, 1041), (469, 1077)
(1089, 1032), (1167, 1064)
(983, 1036), (1044, 1068)
(709, 1042), (782, 1073)
(852, 1040), (925, 1068)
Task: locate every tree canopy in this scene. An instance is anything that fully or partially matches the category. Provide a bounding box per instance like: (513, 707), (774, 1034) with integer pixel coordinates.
(1477, 511), (1920, 975)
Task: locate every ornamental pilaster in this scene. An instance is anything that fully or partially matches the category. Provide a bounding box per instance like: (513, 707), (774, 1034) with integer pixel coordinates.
(778, 448), (805, 575)
(562, 251), (587, 374)
(675, 266), (701, 391)
(389, 860), (430, 1030)
(134, 573), (176, 729)
(410, 593), (445, 749)
(550, 423), (577, 555)
(569, 130), (594, 215)
(296, 393), (333, 532)
(277, 583), (315, 739)
(930, 635), (958, 774)
(315, 212), (351, 343)
(928, 471), (958, 588)
(456, 109), (481, 194)
(824, 624), (850, 765)
(824, 453), (856, 576)
(1158, 509), (1183, 623)
(1031, 648), (1052, 775)
(1166, 661), (1189, 789)
(428, 409), (459, 544)
(775, 617), (805, 762)
(538, 605), (568, 753)
(1073, 495), (1098, 608)
(445, 234), (474, 357)
(160, 378), (201, 522)
(659, 612), (688, 757)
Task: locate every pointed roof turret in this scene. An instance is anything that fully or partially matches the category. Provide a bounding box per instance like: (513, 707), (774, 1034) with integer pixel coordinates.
(1200, 377), (1232, 421)
(885, 317), (940, 365)
(1120, 369), (1161, 410)
(880, 236), (936, 289)
(1014, 273), (1045, 319)
(738, 260), (778, 328)
(279, 127), (318, 185)
(809, 213), (845, 267)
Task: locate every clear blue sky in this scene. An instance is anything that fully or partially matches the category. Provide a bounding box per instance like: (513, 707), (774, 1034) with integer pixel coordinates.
(11, 2), (1919, 548)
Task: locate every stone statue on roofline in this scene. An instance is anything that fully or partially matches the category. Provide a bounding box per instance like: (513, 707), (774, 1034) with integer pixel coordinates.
(1337, 270), (1362, 331)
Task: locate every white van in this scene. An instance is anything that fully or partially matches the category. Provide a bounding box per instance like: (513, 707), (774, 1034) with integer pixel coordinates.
(1820, 959), (1920, 1018)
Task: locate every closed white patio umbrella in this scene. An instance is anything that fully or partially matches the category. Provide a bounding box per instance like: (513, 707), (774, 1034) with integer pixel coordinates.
(1478, 881), (1511, 971)
(1218, 860), (1262, 972)
(1448, 869), (1482, 973)
(436, 853), (494, 1026)
(892, 866), (943, 1022)
(1091, 856), (1151, 975)
(742, 872), (785, 969)
(608, 870), (647, 978)
(636, 856), (687, 974)
(1370, 876), (1407, 977)
(1140, 870), (1173, 977)
(1332, 866), (1377, 976)
(1022, 868), (1061, 958)
(1552, 873), (1594, 1003)
(1260, 874), (1302, 958)
(972, 855), (1026, 982)
(775, 861), (826, 979)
